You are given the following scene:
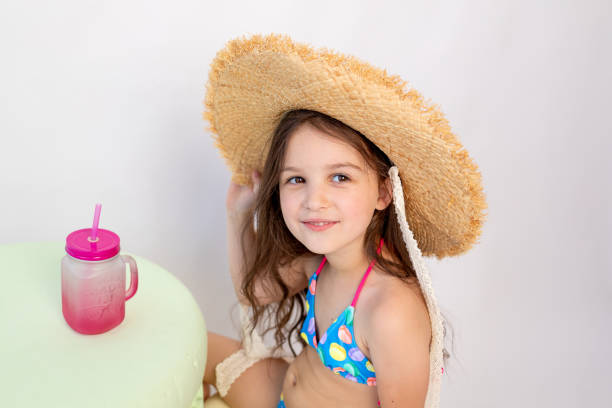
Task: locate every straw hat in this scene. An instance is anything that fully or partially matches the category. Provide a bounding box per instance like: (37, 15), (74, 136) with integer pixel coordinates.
(204, 33), (487, 408)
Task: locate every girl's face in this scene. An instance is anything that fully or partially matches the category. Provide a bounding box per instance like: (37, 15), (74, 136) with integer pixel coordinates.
(279, 123), (389, 257)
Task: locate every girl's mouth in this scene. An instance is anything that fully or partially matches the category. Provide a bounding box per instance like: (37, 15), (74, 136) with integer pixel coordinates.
(302, 221), (338, 231)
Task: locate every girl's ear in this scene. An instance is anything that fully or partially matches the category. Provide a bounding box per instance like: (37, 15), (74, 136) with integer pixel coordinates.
(376, 177), (393, 211)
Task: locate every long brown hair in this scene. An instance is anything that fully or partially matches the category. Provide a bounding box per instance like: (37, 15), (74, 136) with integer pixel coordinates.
(238, 109), (453, 367)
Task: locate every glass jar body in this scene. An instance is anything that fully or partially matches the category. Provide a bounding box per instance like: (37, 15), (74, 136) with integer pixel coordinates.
(61, 254), (131, 334)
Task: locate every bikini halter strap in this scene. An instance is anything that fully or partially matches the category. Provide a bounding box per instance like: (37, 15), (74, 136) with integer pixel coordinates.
(351, 238), (384, 307)
(314, 238), (385, 307)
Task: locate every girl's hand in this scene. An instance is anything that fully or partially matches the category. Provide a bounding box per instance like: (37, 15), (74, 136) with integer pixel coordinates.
(226, 170), (261, 220)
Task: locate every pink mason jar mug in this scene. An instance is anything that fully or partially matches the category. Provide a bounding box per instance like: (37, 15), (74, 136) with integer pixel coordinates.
(61, 228), (138, 334)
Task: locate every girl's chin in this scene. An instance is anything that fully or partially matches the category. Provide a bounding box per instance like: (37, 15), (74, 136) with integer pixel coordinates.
(300, 242), (331, 255)
(297, 237), (336, 255)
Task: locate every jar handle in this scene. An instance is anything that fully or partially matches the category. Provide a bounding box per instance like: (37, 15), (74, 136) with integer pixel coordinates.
(121, 255), (139, 301)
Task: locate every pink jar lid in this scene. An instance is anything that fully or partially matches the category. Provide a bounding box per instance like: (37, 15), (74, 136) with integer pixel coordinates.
(65, 228), (120, 261)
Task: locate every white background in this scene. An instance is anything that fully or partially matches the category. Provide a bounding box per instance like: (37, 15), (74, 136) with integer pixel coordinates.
(1, 0), (610, 406)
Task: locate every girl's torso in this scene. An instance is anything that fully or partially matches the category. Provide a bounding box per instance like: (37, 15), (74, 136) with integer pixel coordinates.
(280, 253), (424, 407)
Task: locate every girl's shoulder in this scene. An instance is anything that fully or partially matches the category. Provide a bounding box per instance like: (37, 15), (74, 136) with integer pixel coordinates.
(364, 268), (430, 329)
(357, 269), (431, 363)
(369, 259), (425, 298)
(372, 247), (423, 300)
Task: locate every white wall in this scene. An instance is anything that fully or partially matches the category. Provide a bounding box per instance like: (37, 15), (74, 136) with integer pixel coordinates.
(1, 0), (610, 406)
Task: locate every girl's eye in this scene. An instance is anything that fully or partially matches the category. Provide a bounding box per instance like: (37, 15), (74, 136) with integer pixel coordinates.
(286, 176), (304, 184)
(332, 174), (350, 183)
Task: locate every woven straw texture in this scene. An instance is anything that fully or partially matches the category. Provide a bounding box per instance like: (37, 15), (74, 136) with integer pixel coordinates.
(204, 33), (487, 259)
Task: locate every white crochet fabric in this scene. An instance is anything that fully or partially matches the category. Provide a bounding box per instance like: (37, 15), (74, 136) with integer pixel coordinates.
(215, 303), (294, 397)
(215, 166), (444, 407)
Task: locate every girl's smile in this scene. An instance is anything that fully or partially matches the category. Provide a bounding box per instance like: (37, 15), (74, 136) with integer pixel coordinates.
(302, 220), (338, 231)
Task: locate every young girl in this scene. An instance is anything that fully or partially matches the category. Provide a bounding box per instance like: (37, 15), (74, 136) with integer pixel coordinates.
(202, 34), (487, 408)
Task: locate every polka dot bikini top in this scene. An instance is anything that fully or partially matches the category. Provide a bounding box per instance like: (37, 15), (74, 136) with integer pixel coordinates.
(300, 239), (384, 391)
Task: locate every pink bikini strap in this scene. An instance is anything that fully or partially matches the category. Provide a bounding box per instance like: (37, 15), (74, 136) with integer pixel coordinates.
(314, 238), (385, 305)
(351, 238), (384, 307)
(315, 255), (326, 277)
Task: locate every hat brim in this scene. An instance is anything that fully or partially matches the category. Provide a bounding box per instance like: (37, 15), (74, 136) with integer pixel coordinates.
(204, 33), (487, 259)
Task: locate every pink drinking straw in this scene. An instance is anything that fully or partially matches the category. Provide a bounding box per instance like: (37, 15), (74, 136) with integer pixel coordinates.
(90, 203), (102, 242)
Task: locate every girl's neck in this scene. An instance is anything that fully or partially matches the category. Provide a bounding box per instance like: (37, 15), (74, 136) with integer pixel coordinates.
(324, 255), (370, 281)
(323, 236), (374, 281)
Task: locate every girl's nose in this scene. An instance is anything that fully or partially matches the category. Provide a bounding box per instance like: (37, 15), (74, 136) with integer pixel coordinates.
(304, 182), (329, 210)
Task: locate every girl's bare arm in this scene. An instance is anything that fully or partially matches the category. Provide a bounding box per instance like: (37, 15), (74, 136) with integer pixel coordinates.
(226, 212), (309, 306)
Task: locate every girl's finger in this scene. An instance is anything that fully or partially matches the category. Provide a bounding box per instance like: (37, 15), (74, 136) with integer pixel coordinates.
(252, 170), (261, 193)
